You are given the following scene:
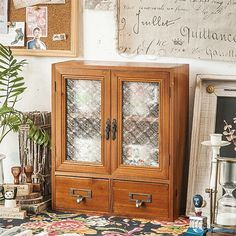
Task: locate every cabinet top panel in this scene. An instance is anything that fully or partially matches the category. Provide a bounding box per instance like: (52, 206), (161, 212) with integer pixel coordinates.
(52, 60), (189, 71)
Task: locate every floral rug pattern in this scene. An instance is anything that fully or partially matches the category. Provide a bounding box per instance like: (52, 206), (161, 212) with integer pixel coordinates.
(0, 211), (189, 235)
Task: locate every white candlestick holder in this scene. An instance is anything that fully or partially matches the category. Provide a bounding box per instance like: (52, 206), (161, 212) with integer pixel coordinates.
(201, 134), (230, 227)
(201, 137), (230, 189)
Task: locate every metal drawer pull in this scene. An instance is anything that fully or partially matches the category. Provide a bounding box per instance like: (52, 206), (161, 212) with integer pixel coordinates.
(136, 200), (144, 208)
(76, 196), (85, 204)
(69, 188), (92, 204)
(129, 193), (152, 208)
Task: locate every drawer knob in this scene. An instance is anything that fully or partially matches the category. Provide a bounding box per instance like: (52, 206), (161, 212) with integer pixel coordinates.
(69, 188), (92, 204)
(76, 195), (85, 204)
(136, 200), (144, 208)
(129, 192), (152, 208)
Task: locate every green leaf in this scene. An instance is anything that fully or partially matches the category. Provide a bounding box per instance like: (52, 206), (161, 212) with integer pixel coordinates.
(28, 125), (37, 137)
(9, 82), (25, 88)
(10, 59), (17, 67)
(0, 44), (10, 55)
(0, 51), (9, 61)
(0, 65), (7, 70)
(9, 55), (13, 62)
(9, 89), (26, 98)
(9, 76), (24, 82)
(0, 81), (7, 86)
(9, 72), (18, 78)
(0, 58), (8, 66)
(0, 106), (14, 116)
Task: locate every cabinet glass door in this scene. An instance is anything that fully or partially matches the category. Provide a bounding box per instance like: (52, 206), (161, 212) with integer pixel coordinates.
(111, 71), (169, 179)
(55, 70), (111, 175)
(66, 79), (102, 163)
(122, 82), (160, 167)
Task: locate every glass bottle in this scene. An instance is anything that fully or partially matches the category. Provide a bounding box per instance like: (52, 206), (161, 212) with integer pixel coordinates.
(216, 159), (236, 227)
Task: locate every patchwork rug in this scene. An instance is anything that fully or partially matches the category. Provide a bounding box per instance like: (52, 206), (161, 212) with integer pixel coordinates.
(0, 211), (189, 235)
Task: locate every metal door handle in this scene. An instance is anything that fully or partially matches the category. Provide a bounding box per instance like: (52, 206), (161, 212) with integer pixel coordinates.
(105, 119), (111, 140)
(112, 119), (117, 140)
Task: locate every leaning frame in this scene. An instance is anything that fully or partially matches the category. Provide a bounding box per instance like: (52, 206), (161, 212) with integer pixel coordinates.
(186, 74), (236, 218)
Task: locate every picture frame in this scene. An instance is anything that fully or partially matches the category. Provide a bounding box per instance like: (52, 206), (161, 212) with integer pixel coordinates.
(186, 74), (236, 217)
(10, 0), (79, 57)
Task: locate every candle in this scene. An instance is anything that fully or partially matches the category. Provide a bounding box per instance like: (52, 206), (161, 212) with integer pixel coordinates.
(210, 134), (222, 145)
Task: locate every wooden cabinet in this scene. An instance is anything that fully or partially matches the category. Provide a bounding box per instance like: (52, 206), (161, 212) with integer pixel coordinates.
(52, 60), (189, 220)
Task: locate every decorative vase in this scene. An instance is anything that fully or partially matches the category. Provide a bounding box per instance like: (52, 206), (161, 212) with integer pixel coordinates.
(11, 166), (22, 185)
(24, 165), (33, 183)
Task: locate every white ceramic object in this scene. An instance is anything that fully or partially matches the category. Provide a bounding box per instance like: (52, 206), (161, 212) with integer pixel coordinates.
(201, 138), (230, 189)
(210, 134), (222, 145)
(4, 199), (16, 208)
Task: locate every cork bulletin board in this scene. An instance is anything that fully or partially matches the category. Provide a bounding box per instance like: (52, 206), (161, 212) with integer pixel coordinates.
(8, 0), (78, 57)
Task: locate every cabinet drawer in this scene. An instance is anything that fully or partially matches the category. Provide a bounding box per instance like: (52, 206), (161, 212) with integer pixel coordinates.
(55, 176), (110, 213)
(112, 181), (169, 219)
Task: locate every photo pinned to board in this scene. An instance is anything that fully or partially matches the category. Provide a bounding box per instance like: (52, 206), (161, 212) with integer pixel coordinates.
(45, 0), (65, 3)
(13, 0), (47, 9)
(27, 26), (47, 50)
(0, 22), (25, 47)
(0, 0), (8, 34)
(13, 0), (65, 9)
(26, 6), (48, 37)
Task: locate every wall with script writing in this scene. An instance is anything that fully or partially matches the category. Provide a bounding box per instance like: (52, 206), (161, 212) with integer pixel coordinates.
(118, 0), (236, 62)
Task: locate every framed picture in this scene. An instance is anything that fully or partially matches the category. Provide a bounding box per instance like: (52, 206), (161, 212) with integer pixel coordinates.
(186, 74), (236, 218)
(0, 0), (8, 34)
(0, 22), (25, 47)
(9, 0), (78, 57)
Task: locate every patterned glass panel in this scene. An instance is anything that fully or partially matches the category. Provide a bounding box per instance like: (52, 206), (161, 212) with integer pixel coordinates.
(122, 82), (160, 167)
(66, 79), (101, 163)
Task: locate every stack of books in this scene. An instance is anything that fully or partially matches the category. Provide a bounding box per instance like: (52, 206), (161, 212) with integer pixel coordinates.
(1, 183), (51, 218)
(0, 205), (26, 219)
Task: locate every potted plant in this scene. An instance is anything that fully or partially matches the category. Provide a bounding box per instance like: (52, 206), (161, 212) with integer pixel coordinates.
(0, 44), (50, 191)
(0, 44), (50, 146)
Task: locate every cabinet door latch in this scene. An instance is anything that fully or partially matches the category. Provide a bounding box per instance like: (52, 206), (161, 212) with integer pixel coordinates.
(112, 119), (117, 140)
(105, 119), (111, 140)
